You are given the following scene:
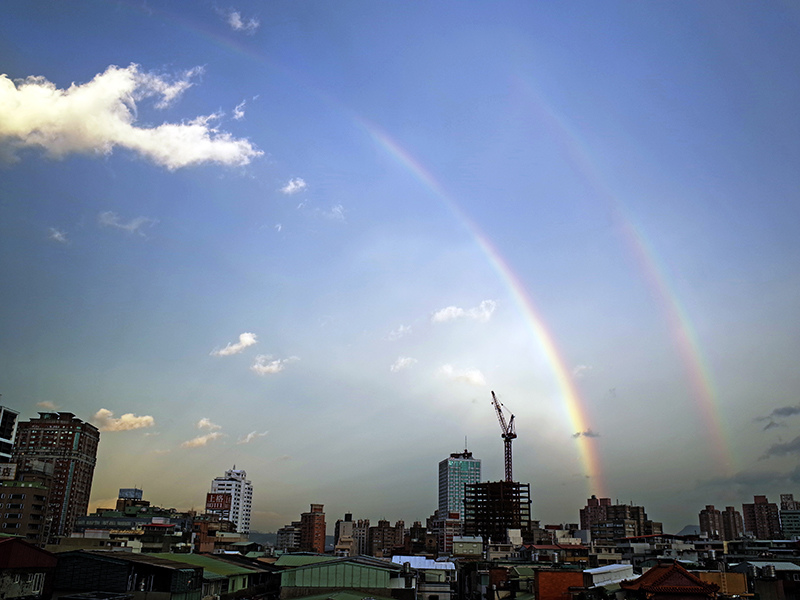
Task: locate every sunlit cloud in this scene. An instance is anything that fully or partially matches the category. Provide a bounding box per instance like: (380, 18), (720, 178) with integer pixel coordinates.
(572, 429), (600, 439)
(210, 332), (258, 357)
(390, 356), (417, 372)
(36, 401), (58, 410)
(224, 9), (260, 34)
(280, 177), (307, 195)
(181, 431), (223, 448)
(93, 408), (155, 432)
(251, 354), (299, 375)
(237, 430), (269, 444)
(387, 324), (412, 341)
(98, 211), (157, 236)
(438, 364), (486, 386)
(0, 64), (262, 169)
(197, 417), (221, 431)
(432, 300), (496, 323)
(48, 228), (68, 243)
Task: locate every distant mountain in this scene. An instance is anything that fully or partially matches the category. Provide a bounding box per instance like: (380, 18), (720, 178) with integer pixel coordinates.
(676, 524), (700, 536)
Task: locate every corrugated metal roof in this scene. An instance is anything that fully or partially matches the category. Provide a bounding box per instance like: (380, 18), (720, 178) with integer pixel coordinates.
(150, 553), (256, 576)
(737, 561), (800, 571)
(281, 561), (394, 589)
(275, 555), (339, 568)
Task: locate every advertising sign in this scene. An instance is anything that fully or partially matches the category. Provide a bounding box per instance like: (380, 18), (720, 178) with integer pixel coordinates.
(206, 492), (232, 511)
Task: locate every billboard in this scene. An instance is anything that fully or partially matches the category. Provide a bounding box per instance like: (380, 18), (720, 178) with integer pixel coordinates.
(206, 492), (232, 511)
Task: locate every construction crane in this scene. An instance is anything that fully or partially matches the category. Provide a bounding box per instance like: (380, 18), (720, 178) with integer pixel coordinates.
(491, 390), (517, 482)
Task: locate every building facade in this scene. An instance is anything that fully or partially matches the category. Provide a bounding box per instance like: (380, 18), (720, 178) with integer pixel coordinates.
(722, 506), (744, 540)
(0, 406), (19, 461)
(300, 503), (326, 553)
(210, 467), (253, 533)
(11, 412), (99, 541)
(743, 495), (781, 539)
(438, 449), (481, 518)
(700, 505), (724, 540)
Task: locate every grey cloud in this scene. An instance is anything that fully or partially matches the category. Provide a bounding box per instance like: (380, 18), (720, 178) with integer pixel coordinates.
(572, 429), (600, 439)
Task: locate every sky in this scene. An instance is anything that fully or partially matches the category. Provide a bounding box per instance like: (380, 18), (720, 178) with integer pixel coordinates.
(2, 1), (800, 535)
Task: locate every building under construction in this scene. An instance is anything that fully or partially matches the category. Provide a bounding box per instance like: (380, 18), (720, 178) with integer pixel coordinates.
(463, 480), (531, 543)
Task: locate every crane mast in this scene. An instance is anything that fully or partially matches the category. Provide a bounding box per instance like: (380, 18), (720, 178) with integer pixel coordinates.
(491, 390), (517, 482)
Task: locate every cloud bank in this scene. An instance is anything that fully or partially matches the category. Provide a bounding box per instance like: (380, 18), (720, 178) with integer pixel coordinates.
(432, 300), (496, 323)
(93, 408), (155, 432)
(211, 332), (258, 357)
(0, 64), (262, 169)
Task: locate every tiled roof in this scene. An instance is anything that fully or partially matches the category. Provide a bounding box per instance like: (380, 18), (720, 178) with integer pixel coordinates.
(620, 561), (719, 595)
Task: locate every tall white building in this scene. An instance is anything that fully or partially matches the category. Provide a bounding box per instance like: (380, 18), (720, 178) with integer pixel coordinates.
(210, 467), (253, 534)
(438, 449), (481, 517)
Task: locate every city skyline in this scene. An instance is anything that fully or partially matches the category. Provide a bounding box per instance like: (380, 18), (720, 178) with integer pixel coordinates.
(2, 2), (800, 533)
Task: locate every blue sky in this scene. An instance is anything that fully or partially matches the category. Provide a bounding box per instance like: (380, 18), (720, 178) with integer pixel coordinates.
(2, 1), (800, 533)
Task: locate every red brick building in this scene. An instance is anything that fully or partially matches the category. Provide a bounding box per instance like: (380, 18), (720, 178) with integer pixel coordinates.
(300, 503), (326, 553)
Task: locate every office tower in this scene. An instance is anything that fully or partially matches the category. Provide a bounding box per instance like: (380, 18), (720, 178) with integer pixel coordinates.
(743, 495), (781, 539)
(0, 406), (19, 460)
(300, 503), (326, 553)
(721, 506), (744, 540)
(438, 449), (481, 518)
(699, 505), (723, 539)
(210, 467), (253, 533)
(12, 412), (99, 541)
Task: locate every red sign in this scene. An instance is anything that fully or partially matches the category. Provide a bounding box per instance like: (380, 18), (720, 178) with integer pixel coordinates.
(206, 492), (232, 511)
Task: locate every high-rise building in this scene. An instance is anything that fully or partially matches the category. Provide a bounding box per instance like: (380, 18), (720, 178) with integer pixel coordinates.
(300, 503), (326, 553)
(11, 412), (99, 541)
(0, 406), (19, 460)
(463, 480), (532, 543)
(699, 505), (723, 539)
(743, 495), (781, 539)
(438, 449), (481, 518)
(210, 467), (253, 534)
(580, 495), (612, 530)
(578, 496), (662, 538)
(721, 506), (744, 540)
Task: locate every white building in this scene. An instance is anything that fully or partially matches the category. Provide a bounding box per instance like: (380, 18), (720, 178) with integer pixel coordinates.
(210, 467), (253, 534)
(438, 449), (481, 517)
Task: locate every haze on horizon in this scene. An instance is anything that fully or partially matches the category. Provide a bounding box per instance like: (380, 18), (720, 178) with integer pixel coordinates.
(2, 1), (800, 534)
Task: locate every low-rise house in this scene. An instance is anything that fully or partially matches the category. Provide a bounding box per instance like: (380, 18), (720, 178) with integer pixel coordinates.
(0, 537), (57, 600)
(619, 560), (719, 600)
(53, 550), (203, 600)
(151, 553), (259, 600)
(730, 561), (800, 600)
(391, 556), (455, 600)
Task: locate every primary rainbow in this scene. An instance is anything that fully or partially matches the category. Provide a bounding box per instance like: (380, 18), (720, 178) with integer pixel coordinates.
(361, 121), (608, 497)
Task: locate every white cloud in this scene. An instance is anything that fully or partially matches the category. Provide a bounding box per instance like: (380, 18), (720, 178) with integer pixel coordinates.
(237, 430), (268, 444)
(197, 417), (221, 431)
(181, 431), (223, 448)
(322, 204), (346, 222)
(0, 64), (262, 169)
(275, 223), (282, 232)
(48, 228), (68, 243)
(36, 401), (58, 410)
(98, 211), (157, 236)
(210, 332), (258, 357)
(387, 324), (411, 341)
(93, 408), (155, 432)
(225, 9), (260, 34)
(233, 99), (246, 120)
(438, 364), (487, 386)
(251, 354), (299, 375)
(432, 300), (496, 323)
(572, 364), (593, 379)
(390, 356), (417, 372)
(280, 178), (307, 194)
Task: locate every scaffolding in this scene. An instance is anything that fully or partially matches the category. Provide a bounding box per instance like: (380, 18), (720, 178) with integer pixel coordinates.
(463, 481), (531, 543)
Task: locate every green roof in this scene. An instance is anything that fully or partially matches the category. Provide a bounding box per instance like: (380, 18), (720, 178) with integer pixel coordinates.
(511, 567), (537, 578)
(292, 591), (395, 600)
(150, 553), (256, 576)
(275, 555), (338, 568)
